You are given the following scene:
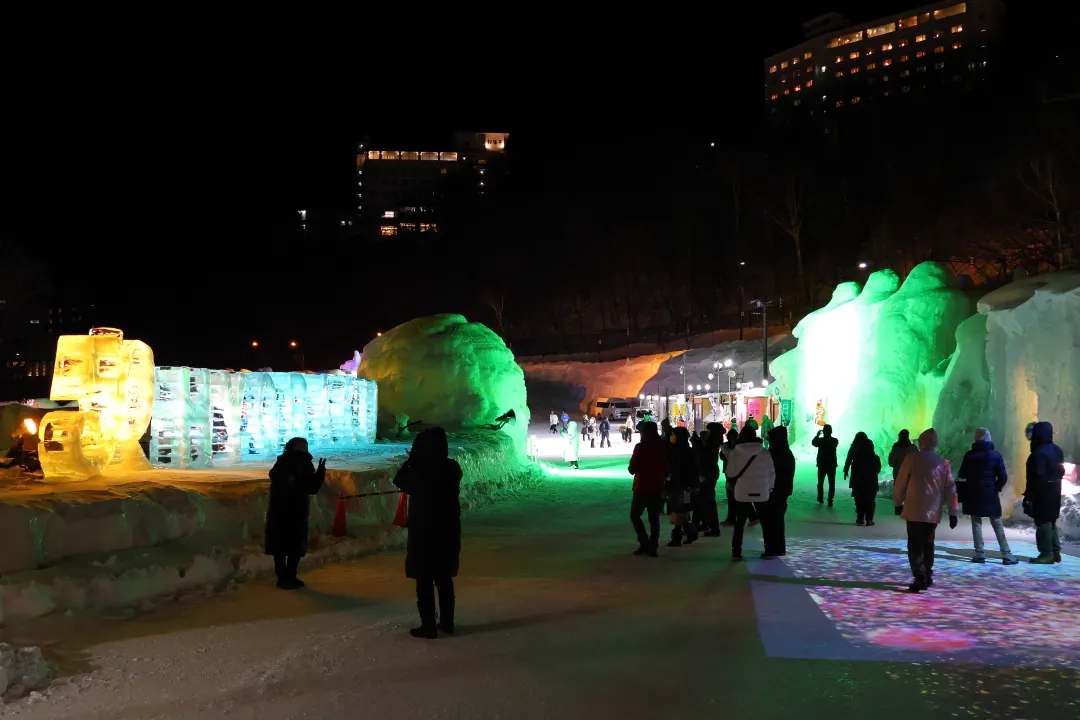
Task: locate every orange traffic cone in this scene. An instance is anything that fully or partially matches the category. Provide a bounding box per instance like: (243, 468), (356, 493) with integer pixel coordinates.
(332, 492), (348, 537)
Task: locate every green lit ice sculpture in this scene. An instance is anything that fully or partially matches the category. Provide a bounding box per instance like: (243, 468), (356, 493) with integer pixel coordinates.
(772, 262), (972, 460)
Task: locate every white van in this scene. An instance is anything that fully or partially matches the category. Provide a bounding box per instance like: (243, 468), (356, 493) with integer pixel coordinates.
(593, 397), (632, 420)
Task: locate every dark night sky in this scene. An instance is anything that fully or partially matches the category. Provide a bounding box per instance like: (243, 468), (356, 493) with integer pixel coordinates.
(4, 1), (1023, 370)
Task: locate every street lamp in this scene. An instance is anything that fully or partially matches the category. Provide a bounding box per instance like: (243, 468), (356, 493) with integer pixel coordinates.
(705, 384), (710, 391)
(251, 341), (259, 348)
(724, 359), (733, 368)
(858, 262), (868, 269)
(708, 373), (714, 380)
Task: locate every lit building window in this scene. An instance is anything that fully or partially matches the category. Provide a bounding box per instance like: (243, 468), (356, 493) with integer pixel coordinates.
(835, 99), (844, 107)
(917, 65), (927, 73)
(368, 150), (379, 159)
(793, 98), (802, 106)
(850, 66), (860, 74)
(900, 69), (911, 77)
(866, 21), (896, 38)
(780, 60), (789, 69)
(440, 152), (458, 161)
(420, 223), (436, 232)
(916, 50), (927, 58)
(803, 51), (813, 59)
(851, 96), (861, 104)
(932, 3), (966, 21)
(952, 41), (963, 49)
(866, 62), (877, 70)
(919, 12), (931, 23)
(933, 30), (944, 39)
(770, 93), (778, 100)
(381, 151), (400, 160)
(420, 152), (439, 161)
(898, 14), (918, 29)
(835, 55), (843, 64)
(382, 210), (396, 218)
(769, 65), (777, 73)
(900, 54), (910, 62)
(783, 88), (790, 95)
(835, 70), (844, 77)
(934, 61), (945, 69)
(380, 226), (397, 236)
(795, 84), (802, 92)
(849, 51), (860, 59)
(951, 24), (963, 33)
(916, 34), (927, 42)
(882, 43), (893, 51)
(400, 151), (419, 160)
(827, 30), (864, 48)
(866, 47), (876, 55)
(806, 79), (814, 87)
(934, 45), (945, 53)
(903, 85), (912, 92)
(440, 168), (448, 175)
(883, 58), (892, 66)
(899, 38), (909, 47)
(792, 56), (799, 64)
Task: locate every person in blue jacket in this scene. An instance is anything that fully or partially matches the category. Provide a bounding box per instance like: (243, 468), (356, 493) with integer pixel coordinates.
(957, 428), (1017, 565)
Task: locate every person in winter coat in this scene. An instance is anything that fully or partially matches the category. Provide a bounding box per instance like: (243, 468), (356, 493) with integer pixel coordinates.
(666, 426), (700, 547)
(628, 422), (668, 557)
(721, 427), (758, 526)
(812, 424), (840, 506)
(660, 417), (673, 442)
(1023, 421), (1066, 564)
(724, 426), (775, 560)
(694, 423), (724, 536)
(623, 415), (635, 443)
(562, 421), (581, 469)
(598, 415), (612, 448)
(957, 427), (1017, 564)
(888, 429), (917, 481)
(560, 411), (570, 432)
(893, 429), (958, 592)
(760, 414), (774, 448)
(745, 414), (759, 433)
(549, 411), (559, 434)
(765, 425), (795, 557)
(845, 432), (883, 526)
(265, 437), (327, 590)
(393, 427), (462, 638)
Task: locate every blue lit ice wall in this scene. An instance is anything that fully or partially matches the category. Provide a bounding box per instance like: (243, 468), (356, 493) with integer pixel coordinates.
(150, 369), (377, 467)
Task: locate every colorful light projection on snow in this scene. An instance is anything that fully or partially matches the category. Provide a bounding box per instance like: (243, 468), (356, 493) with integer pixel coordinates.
(771, 262), (972, 459)
(150, 368), (377, 468)
(751, 538), (1080, 668)
(37, 328), (155, 479)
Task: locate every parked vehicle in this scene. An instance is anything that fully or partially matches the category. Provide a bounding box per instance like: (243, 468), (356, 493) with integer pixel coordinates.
(593, 397), (632, 420)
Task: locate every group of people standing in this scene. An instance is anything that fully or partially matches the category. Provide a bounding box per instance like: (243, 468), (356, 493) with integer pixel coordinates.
(627, 420), (794, 561)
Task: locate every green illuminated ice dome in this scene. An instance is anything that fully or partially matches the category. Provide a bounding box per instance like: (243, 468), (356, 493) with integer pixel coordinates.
(772, 262), (973, 459)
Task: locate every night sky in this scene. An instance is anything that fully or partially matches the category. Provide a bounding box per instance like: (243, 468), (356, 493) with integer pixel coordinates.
(3, 0), (1045, 372)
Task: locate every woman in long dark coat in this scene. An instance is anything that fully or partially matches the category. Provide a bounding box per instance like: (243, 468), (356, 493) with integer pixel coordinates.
(265, 437), (326, 589)
(393, 427), (462, 639)
(845, 432), (882, 526)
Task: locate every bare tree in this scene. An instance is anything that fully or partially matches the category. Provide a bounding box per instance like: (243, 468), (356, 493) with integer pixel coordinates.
(765, 177), (809, 306)
(1019, 156), (1068, 269)
(484, 292), (507, 340)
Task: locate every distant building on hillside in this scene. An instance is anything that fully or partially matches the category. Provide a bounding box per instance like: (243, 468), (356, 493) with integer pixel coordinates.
(355, 131), (509, 243)
(764, 1), (1004, 123)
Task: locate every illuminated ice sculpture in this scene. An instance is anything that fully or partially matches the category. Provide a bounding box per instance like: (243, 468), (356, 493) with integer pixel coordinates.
(38, 327), (156, 480)
(152, 369), (377, 467)
(37, 327), (378, 479)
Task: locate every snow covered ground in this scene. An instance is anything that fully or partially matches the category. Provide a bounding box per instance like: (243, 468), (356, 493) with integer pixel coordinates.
(2, 460), (1077, 718)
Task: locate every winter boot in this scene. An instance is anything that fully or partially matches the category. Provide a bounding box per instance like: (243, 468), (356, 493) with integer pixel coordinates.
(907, 577), (929, 593)
(1054, 551), (1063, 563)
(411, 602), (438, 639)
(1030, 554), (1056, 565)
(633, 543), (647, 556)
(645, 541), (659, 558)
(971, 555), (986, 564)
(438, 599), (455, 635)
(684, 525), (699, 545)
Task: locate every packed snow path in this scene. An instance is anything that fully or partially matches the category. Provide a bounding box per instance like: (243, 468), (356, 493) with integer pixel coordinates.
(5, 459), (1078, 719)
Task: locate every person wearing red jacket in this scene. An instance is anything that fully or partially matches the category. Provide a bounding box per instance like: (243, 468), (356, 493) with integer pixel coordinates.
(628, 421), (668, 557)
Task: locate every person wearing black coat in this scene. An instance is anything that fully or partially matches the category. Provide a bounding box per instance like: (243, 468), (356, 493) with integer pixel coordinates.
(598, 416), (612, 448)
(812, 424), (839, 506)
(667, 426), (699, 547)
(957, 428), (1017, 564)
(264, 437), (327, 590)
(694, 423), (724, 537)
(844, 432), (882, 526)
(393, 427), (463, 638)
(765, 426), (795, 557)
(1023, 421), (1065, 565)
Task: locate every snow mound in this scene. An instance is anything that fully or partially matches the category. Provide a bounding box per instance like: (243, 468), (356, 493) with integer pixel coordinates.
(772, 262), (973, 458)
(932, 314), (992, 473)
(360, 315), (530, 456)
(0, 644), (50, 701)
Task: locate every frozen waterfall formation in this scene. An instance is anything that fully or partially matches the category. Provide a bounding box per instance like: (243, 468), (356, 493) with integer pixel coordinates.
(772, 264), (1079, 520)
(359, 314), (530, 456)
(37, 328), (377, 480)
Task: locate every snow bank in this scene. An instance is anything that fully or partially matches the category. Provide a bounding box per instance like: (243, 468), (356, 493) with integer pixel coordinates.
(772, 262), (973, 459)
(0, 643), (49, 701)
(0, 432), (541, 623)
(360, 314), (530, 456)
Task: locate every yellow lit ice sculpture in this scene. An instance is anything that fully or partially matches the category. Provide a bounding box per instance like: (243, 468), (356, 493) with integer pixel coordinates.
(37, 327), (155, 480)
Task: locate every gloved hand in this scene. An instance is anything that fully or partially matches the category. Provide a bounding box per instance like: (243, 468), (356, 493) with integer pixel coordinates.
(894, 506), (903, 516)
(949, 515), (958, 529)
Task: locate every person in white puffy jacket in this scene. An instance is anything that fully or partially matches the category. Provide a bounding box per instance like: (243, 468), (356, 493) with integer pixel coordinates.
(893, 428), (959, 593)
(723, 426), (776, 561)
(562, 421), (581, 470)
